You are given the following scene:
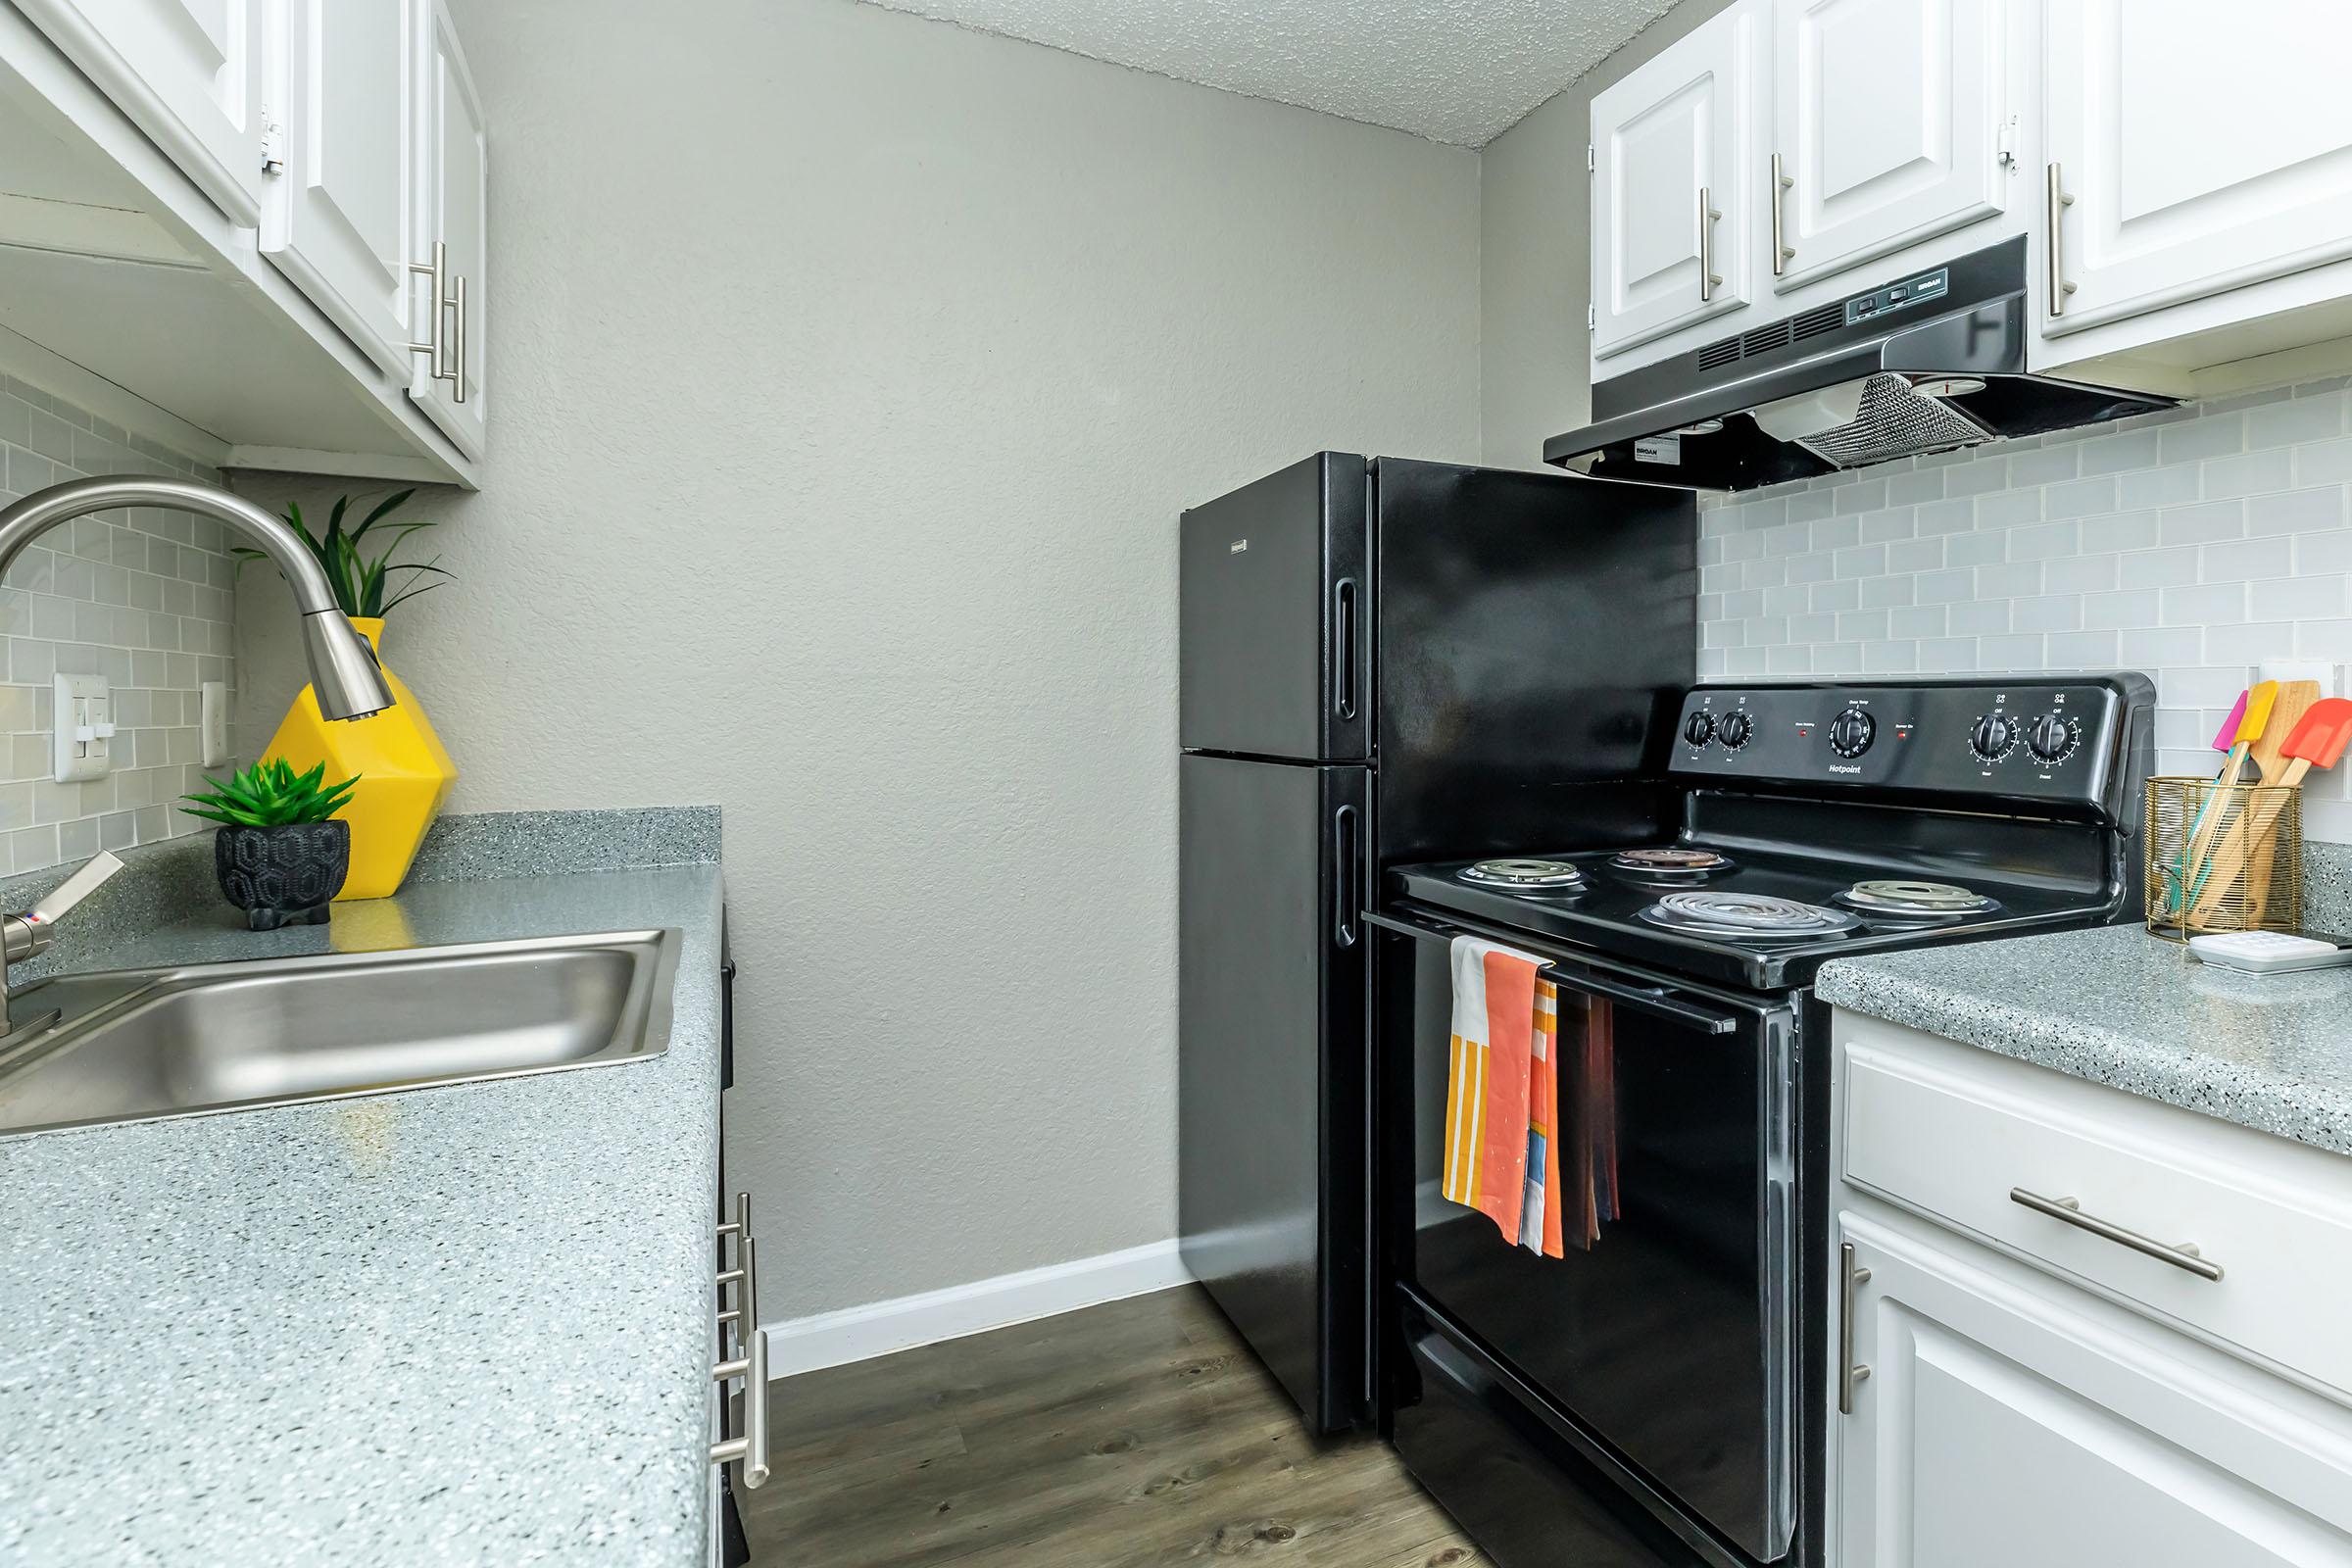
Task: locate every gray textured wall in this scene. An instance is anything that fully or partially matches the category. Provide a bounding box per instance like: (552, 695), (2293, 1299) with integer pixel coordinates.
(237, 0), (1481, 1321)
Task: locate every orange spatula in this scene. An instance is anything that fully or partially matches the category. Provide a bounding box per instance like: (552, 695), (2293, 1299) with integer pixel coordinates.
(2191, 697), (2352, 924)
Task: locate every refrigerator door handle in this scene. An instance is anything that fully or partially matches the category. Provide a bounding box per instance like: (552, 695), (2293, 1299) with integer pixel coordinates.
(1333, 805), (1360, 949)
(1331, 578), (1358, 722)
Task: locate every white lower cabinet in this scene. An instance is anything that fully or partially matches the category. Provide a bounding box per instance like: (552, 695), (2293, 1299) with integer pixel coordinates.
(1835, 1211), (2352, 1567)
(1832, 1010), (2352, 1568)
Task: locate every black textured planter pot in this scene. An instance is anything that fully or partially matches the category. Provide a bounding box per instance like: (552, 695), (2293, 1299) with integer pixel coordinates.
(214, 821), (351, 931)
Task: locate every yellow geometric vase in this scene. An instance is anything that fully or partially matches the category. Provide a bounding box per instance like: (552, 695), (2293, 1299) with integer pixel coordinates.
(261, 617), (457, 901)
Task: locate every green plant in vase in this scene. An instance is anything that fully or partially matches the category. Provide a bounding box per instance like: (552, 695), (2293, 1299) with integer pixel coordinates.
(231, 488), (451, 618)
(181, 760), (365, 931)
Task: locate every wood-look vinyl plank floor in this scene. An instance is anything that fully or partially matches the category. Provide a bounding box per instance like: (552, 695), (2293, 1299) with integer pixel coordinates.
(741, 1285), (1485, 1567)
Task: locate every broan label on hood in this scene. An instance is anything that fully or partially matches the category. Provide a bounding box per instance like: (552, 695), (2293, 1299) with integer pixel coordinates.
(1633, 433), (1681, 465)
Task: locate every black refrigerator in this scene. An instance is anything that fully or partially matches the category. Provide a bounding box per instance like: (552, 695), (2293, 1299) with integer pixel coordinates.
(1178, 454), (1696, 1434)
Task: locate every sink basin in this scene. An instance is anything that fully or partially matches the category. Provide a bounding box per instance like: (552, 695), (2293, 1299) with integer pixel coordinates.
(0, 928), (680, 1138)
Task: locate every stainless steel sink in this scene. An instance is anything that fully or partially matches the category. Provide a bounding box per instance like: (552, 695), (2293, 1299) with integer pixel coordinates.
(0, 928), (681, 1138)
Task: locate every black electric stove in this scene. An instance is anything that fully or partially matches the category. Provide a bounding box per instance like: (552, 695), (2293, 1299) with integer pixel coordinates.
(1395, 830), (2117, 991)
(1374, 675), (2155, 1568)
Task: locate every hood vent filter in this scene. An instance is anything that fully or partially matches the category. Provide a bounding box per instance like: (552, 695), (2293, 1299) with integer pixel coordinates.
(1771, 372), (1994, 470)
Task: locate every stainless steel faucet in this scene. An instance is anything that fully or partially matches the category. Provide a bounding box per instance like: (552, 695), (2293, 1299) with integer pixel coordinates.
(2, 850), (126, 1037)
(0, 475), (396, 721)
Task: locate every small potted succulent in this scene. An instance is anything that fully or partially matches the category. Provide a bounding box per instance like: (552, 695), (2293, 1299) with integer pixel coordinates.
(180, 760), (363, 930)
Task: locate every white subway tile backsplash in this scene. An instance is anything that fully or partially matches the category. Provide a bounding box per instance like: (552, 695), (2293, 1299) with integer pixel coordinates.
(1886, 537), (1943, 573)
(2012, 594), (2082, 633)
(2161, 582), (2245, 624)
(2158, 500), (2243, 546)
(2043, 554), (2119, 594)
(2200, 535), (2293, 581)
(2294, 434), (2352, 484)
(2246, 486), (2345, 534)
(1944, 529), (2006, 567)
(0, 378), (231, 874)
(1947, 598), (2011, 636)
(1695, 377), (2352, 838)
(2043, 476), (2117, 519)
(2160, 415), (2244, 464)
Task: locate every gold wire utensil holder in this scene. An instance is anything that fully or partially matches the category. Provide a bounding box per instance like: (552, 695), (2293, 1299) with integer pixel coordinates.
(2144, 777), (2302, 941)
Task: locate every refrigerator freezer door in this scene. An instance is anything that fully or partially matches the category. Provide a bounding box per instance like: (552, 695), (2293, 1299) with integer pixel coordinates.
(1180, 454), (1371, 762)
(1373, 462), (1695, 865)
(1178, 752), (1369, 1433)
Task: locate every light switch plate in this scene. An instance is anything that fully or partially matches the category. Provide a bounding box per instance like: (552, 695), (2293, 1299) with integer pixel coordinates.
(201, 680), (229, 766)
(53, 673), (113, 783)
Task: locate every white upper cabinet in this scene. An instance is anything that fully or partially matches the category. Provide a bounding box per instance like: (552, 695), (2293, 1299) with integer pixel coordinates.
(2043, 0), (2352, 334)
(16, 0), (267, 225)
(261, 0), (422, 377)
(1836, 1216), (2352, 1568)
(1591, 0), (1764, 358)
(1771, 0), (2006, 291)
(408, 0), (486, 461)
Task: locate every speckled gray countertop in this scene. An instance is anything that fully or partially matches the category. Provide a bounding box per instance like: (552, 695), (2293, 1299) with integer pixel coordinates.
(1819, 924), (2352, 1155)
(0, 809), (724, 1566)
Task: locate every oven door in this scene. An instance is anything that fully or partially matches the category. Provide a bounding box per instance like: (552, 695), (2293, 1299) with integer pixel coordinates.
(1371, 906), (1798, 1565)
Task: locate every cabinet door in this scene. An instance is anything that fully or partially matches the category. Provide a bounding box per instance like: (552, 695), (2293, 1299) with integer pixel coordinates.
(407, 0), (486, 461)
(1836, 1215), (2352, 1567)
(18, 0), (267, 224)
(260, 0), (422, 376)
(1772, 0), (2005, 291)
(1591, 0), (1762, 358)
(2044, 0), (2352, 333)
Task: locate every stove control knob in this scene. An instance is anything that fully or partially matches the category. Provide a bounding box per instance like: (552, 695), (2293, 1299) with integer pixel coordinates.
(1684, 710), (1716, 747)
(2028, 712), (2080, 764)
(1969, 713), (2017, 761)
(1717, 710), (1752, 750)
(1828, 707), (1876, 759)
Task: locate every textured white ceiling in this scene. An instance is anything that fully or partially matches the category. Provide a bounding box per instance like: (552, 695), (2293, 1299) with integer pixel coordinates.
(852, 0), (1682, 147)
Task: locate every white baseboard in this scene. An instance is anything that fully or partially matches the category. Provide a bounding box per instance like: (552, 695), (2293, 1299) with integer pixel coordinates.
(759, 1239), (1192, 1379)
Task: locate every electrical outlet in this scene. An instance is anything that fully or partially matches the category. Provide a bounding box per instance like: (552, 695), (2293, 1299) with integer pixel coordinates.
(2258, 660), (2339, 697)
(52, 674), (113, 783)
(201, 680), (229, 766)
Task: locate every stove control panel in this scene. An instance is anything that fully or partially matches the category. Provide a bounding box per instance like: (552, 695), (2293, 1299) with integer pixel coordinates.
(1671, 677), (2150, 810)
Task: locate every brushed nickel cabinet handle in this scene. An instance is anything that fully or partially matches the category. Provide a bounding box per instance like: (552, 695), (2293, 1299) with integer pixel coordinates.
(718, 1190), (750, 1242)
(1838, 1241), (1872, 1414)
(450, 273), (469, 404)
(710, 1329), (771, 1488)
(1698, 186), (1724, 301)
(1771, 154), (1793, 276)
(2010, 1188), (2222, 1280)
(711, 1232), (770, 1488)
(2045, 163), (2078, 317)
(405, 240), (452, 379)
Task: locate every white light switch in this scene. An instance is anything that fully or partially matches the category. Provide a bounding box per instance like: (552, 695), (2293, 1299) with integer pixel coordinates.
(53, 674), (113, 783)
(201, 680), (229, 766)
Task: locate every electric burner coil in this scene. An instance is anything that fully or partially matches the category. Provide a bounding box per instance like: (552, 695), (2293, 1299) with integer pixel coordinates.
(1609, 847), (1734, 877)
(1639, 890), (1861, 940)
(1459, 858), (1587, 891)
(1833, 879), (1999, 919)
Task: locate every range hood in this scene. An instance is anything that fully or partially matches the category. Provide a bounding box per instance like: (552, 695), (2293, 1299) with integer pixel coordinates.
(1545, 237), (2174, 491)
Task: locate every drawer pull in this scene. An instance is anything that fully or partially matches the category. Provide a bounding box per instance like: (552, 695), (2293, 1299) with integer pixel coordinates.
(710, 1231), (770, 1489)
(2009, 1188), (2223, 1281)
(710, 1327), (771, 1488)
(718, 1190), (750, 1241)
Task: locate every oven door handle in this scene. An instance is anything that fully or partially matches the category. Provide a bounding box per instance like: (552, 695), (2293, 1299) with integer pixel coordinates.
(1544, 963), (1740, 1035)
(1361, 909), (1744, 1036)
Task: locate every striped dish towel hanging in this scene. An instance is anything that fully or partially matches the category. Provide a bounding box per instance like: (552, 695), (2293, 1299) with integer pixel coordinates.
(1441, 937), (1564, 1257)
